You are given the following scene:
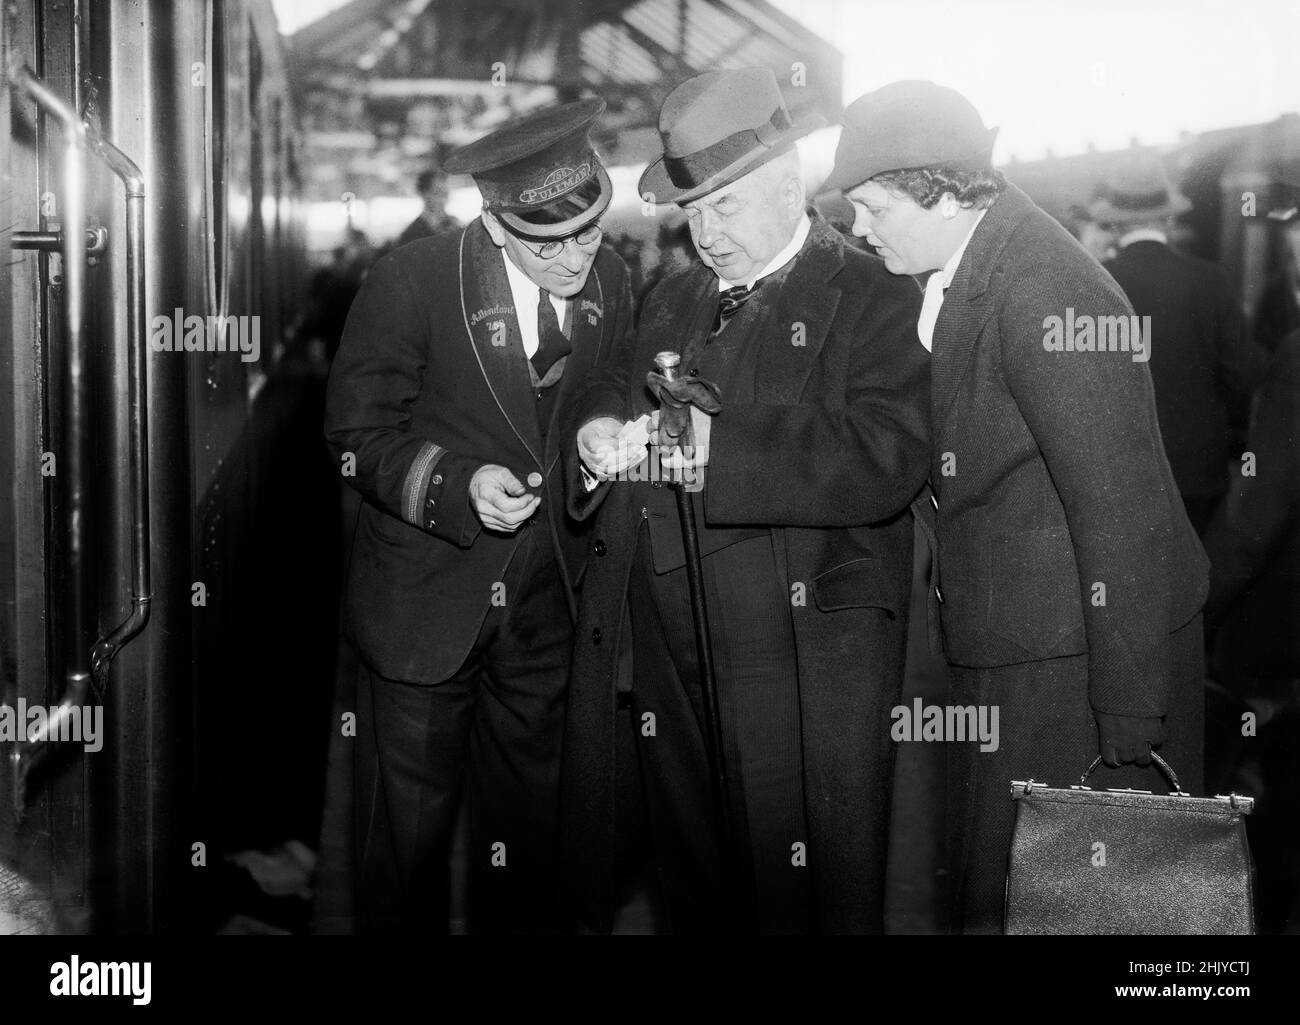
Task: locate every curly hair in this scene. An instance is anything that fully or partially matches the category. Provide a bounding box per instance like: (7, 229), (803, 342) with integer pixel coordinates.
(872, 166), (1006, 211)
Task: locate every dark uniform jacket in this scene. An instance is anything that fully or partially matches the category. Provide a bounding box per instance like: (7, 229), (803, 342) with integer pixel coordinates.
(925, 184), (1209, 719)
(324, 220), (633, 683)
(1103, 239), (1260, 498)
(557, 217), (930, 932)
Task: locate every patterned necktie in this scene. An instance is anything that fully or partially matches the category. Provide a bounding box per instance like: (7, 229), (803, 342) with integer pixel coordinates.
(533, 289), (571, 377)
(712, 280), (761, 334)
(916, 271), (946, 352)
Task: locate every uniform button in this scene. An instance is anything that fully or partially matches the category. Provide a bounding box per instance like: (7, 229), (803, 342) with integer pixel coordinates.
(934, 585), (944, 604)
(527, 472), (543, 488)
(652, 481), (663, 489)
(592, 626), (602, 645)
(426, 497), (435, 508)
(689, 368), (698, 376)
(431, 474), (443, 486)
(427, 519), (436, 529)
(536, 390), (544, 401)
(593, 539), (606, 557)
(640, 506), (648, 519)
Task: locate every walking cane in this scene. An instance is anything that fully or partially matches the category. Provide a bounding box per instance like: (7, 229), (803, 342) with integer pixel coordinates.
(647, 352), (735, 859)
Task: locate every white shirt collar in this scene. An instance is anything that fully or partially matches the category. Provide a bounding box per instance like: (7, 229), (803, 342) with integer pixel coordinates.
(500, 246), (565, 359)
(1118, 227), (1168, 248)
(718, 213), (812, 290)
(938, 209), (987, 289)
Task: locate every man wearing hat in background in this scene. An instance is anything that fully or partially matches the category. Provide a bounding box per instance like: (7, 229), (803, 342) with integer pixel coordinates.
(825, 80), (1210, 933)
(325, 98), (633, 933)
(559, 67), (929, 933)
(1092, 154), (1263, 537)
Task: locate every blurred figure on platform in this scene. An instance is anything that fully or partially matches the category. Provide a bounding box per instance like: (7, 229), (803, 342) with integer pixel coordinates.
(1201, 314), (1300, 933)
(1067, 202), (1115, 264)
(396, 166), (458, 247)
(1092, 155), (1265, 537)
(1253, 197), (1300, 358)
(303, 227), (376, 362)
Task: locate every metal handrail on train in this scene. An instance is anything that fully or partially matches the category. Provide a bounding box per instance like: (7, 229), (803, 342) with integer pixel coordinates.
(6, 58), (152, 813)
(84, 122), (152, 699)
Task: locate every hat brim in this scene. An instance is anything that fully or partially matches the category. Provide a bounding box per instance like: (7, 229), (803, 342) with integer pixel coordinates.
(497, 164), (613, 240)
(820, 129), (1001, 197)
(1088, 191), (1192, 226)
(638, 116), (825, 206)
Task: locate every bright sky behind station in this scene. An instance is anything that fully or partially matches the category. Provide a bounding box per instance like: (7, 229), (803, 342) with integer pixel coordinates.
(273, 0), (1299, 161)
(774, 0), (1299, 162)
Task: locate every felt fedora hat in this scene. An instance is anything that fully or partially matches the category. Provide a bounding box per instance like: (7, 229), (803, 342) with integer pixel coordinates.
(638, 67), (824, 206)
(822, 80), (998, 194)
(444, 97), (613, 239)
(1088, 153), (1192, 226)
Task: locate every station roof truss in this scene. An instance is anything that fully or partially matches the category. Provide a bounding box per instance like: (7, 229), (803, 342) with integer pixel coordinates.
(289, 0), (842, 192)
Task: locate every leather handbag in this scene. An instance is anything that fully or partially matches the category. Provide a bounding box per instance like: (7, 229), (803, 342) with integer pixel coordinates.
(1005, 753), (1256, 934)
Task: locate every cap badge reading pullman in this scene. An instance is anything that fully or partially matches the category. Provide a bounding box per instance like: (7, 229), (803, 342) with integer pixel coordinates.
(444, 98), (612, 240)
(519, 163), (591, 205)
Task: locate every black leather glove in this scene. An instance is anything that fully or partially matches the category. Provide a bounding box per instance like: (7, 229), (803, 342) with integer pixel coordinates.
(645, 371), (722, 450)
(1095, 712), (1165, 768)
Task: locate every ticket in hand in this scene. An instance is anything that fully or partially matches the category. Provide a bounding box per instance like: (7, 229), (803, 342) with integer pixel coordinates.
(617, 413), (651, 450)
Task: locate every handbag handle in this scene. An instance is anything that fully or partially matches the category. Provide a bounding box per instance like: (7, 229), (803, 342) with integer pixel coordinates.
(1079, 751), (1183, 792)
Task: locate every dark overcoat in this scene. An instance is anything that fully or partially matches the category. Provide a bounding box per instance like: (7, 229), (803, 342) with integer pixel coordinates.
(1204, 328), (1300, 677)
(557, 218), (930, 933)
(324, 220), (633, 683)
(924, 184), (1209, 716)
(1103, 239), (1259, 499)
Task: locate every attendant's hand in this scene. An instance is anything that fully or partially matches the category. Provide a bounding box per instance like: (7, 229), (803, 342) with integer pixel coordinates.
(1095, 712), (1165, 768)
(577, 416), (646, 480)
(469, 465), (540, 532)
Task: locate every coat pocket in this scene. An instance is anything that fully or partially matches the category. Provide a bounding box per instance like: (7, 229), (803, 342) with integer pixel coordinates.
(983, 528), (1086, 658)
(811, 556), (896, 617)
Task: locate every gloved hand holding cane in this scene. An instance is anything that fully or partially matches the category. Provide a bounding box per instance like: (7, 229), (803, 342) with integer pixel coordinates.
(646, 352), (722, 465)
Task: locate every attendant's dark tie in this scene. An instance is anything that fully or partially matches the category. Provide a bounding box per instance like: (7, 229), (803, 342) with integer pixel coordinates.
(533, 289), (571, 377)
(712, 280), (760, 334)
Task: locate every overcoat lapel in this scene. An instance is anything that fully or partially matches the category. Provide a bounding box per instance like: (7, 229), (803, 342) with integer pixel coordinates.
(458, 222), (544, 470)
(930, 184), (1035, 434)
(631, 267), (717, 413)
(759, 220), (842, 403)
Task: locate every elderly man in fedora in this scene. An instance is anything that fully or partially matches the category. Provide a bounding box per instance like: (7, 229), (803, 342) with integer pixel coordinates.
(325, 99), (633, 933)
(1091, 154), (1262, 537)
(824, 80), (1211, 933)
(557, 67), (930, 934)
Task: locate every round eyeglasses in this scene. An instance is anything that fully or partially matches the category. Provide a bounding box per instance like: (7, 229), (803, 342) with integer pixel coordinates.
(511, 222), (602, 260)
